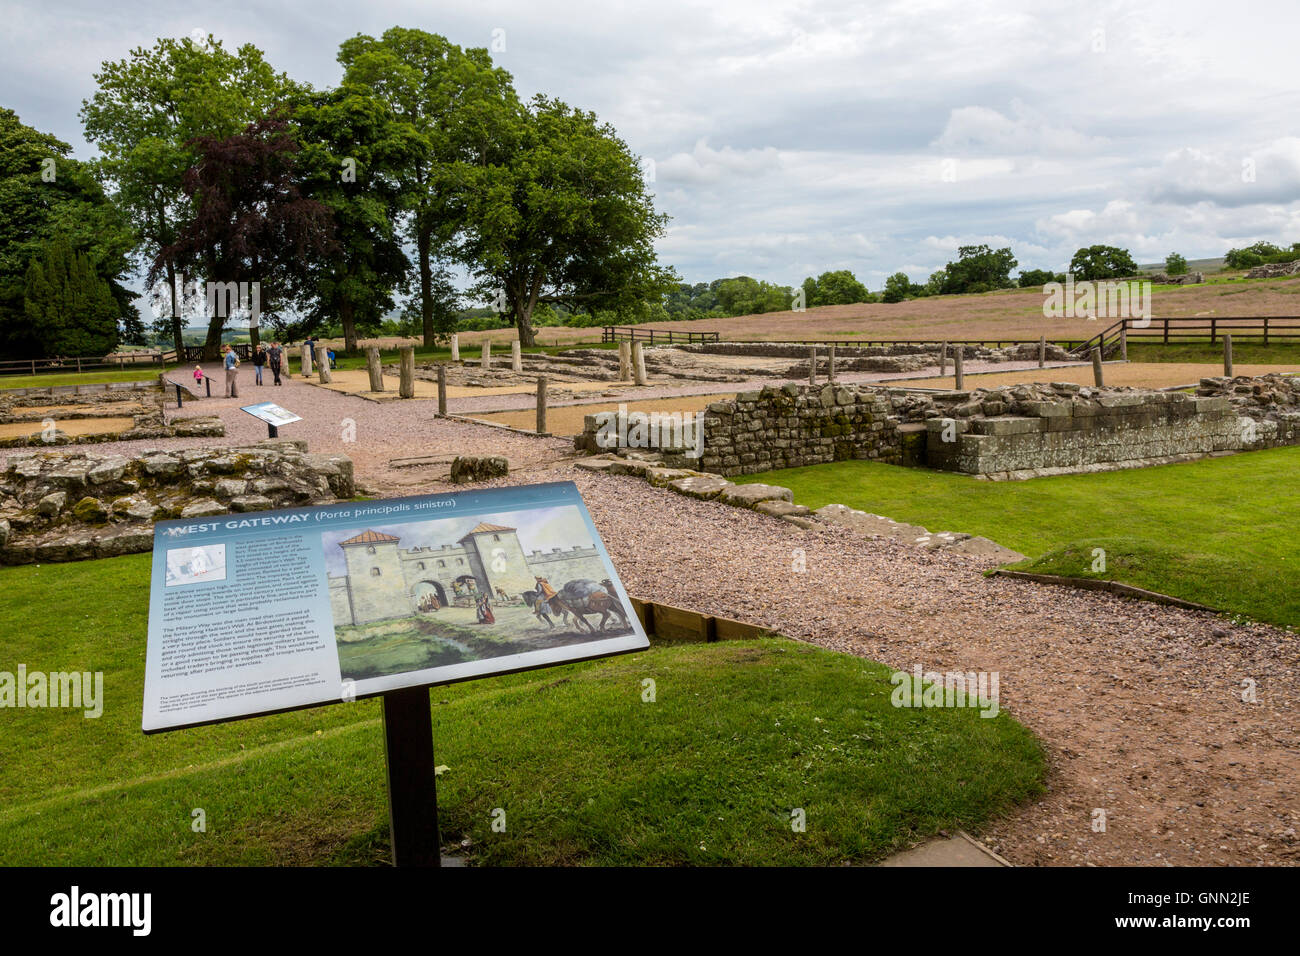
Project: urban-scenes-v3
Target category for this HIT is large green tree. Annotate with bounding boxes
[938,245,1018,294]
[22,236,121,356]
[805,269,869,306]
[293,86,416,351]
[1068,244,1138,281]
[458,95,675,346]
[80,35,298,354]
[338,28,516,348]
[0,108,137,357]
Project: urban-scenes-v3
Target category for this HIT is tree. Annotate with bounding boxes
[0,108,137,356]
[293,86,415,351]
[156,116,336,358]
[1068,244,1138,280]
[1223,241,1300,270]
[23,236,120,356]
[714,276,792,315]
[805,269,869,306]
[457,94,675,347]
[339,28,517,348]
[1018,268,1057,288]
[938,245,1018,294]
[81,35,299,355]
[1165,253,1188,275]
[883,272,911,303]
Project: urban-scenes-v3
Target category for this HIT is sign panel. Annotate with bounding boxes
[142,482,648,732]
[240,401,302,427]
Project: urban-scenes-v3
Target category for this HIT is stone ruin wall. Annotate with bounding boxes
[0,380,223,447]
[0,439,355,565]
[575,374,1300,479]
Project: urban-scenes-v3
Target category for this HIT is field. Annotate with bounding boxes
[444,273,1300,347]
[0,553,1045,866]
[738,445,1300,630]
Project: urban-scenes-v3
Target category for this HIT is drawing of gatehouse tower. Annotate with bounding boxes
[329,522,607,626]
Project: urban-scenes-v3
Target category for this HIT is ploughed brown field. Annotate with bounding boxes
[313,274,1300,351]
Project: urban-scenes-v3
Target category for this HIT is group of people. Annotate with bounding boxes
[207,341,297,397]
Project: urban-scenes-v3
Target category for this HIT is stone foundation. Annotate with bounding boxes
[575,374,1300,480]
[0,382,222,447]
[0,439,354,564]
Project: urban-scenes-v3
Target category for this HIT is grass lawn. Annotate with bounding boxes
[0,365,183,390]
[738,446,1300,630]
[1127,341,1300,365]
[0,552,1044,866]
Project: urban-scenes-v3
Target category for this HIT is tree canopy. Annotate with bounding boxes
[0,108,137,358]
[1069,245,1138,281]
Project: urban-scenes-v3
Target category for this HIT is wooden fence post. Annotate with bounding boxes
[828,344,836,383]
[618,341,631,381]
[399,346,415,399]
[481,341,491,370]
[450,333,460,363]
[366,347,384,392]
[632,342,647,385]
[939,342,947,376]
[1224,335,1234,377]
[808,348,817,386]
[1091,347,1104,387]
[953,349,964,390]
[1038,335,1046,368]
[437,364,447,414]
[536,376,548,434]
[511,340,522,372]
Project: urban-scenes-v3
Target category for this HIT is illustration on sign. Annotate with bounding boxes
[141,482,647,733]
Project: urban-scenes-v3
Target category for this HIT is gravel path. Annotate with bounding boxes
[8,370,1297,866]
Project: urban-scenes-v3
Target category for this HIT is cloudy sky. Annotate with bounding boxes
[5,0,1299,292]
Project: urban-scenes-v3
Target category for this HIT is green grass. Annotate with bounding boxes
[0,553,1044,866]
[738,447,1300,629]
[0,365,183,390]
[1126,341,1300,365]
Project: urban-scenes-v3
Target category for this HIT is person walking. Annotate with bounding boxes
[253,344,266,386]
[268,341,283,385]
[221,345,240,398]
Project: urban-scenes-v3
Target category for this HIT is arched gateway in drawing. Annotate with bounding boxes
[328,522,608,626]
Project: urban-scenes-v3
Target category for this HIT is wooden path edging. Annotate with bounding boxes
[991,569,1219,613]
[629,597,774,643]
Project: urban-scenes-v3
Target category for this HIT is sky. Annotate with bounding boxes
[4,0,1299,294]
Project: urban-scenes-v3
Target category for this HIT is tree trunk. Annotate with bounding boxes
[166,261,184,358]
[203,320,223,362]
[417,228,433,349]
[341,299,358,352]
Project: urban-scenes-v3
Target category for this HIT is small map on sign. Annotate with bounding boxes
[241,402,302,427]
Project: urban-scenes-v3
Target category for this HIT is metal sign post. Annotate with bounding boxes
[382,687,441,867]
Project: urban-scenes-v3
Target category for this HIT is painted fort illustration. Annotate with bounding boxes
[328,521,608,626]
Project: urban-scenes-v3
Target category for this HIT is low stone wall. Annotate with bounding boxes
[0,382,222,447]
[682,340,1073,365]
[575,375,1300,481]
[926,392,1253,478]
[0,439,354,564]
[1245,259,1300,279]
